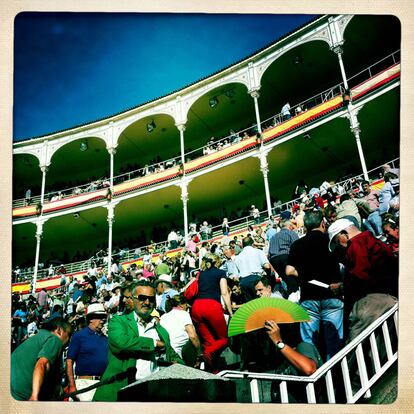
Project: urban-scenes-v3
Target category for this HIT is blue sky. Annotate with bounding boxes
[13,12,318,141]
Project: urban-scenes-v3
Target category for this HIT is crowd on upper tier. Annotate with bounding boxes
[12,162,399,282]
[17,98,319,204]
[11,162,399,402]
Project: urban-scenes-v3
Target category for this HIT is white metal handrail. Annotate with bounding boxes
[218,303,398,403]
[347,50,400,88]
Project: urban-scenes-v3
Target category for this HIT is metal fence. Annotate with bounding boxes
[218,303,398,403]
[13,156,399,283]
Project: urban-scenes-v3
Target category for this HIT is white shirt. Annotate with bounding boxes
[134,314,161,380]
[160,309,193,358]
[234,246,269,278]
[281,103,291,115]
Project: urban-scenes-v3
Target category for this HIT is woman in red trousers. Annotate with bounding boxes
[190,254,233,373]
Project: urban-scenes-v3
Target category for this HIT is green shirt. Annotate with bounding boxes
[155,262,170,276]
[11,329,63,400]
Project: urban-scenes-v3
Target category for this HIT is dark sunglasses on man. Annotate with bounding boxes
[132,294,156,303]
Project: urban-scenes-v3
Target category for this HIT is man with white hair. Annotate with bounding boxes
[155,274,179,313]
[328,218,398,339]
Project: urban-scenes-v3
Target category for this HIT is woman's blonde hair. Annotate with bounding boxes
[200,253,221,270]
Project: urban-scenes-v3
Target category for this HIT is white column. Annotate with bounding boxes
[250,89,262,135]
[258,150,272,218]
[108,146,117,193]
[39,165,48,209]
[328,17,349,92]
[333,46,349,90]
[32,220,45,294]
[179,179,191,245]
[107,203,116,277]
[346,104,369,180]
[177,123,186,166]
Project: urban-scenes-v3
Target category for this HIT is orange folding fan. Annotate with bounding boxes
[228,297,310,337]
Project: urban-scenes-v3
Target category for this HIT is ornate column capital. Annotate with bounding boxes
[35,219,47,238]
[343,103,363,134]
[107,146,117,155]
[249,89,260,99]
[40,164,49,173]
[256,148,270,175]
[331,44,343,55]
[178,177,192,202]
[176,123,186,133]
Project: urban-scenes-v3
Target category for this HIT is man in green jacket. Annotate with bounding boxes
[93,281,183,401]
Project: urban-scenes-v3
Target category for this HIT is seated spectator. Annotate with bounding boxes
[379,173,396,216]
[382,214,399,257]
[361,180,382,236]
[336,193,361,229]
[105,283,122,313]
[142,263,155,279]
[253,227,266,250]
[227,278,247,311]
[255,276,284,299]
[229,239,242,255]
[324,204,338,225]
[382,164,399,191]
[198,241,210,264]
[200,221,212,241]
[266,321,323,403]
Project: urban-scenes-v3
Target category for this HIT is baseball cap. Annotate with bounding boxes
[328,218,354,252]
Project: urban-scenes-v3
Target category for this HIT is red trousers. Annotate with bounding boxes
[191,299,228,367]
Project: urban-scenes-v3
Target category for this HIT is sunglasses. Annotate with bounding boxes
[132,294,156,303]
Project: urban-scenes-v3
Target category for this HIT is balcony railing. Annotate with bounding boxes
[12,156,398,286]
[217,303,398,403]
[12,51,400,213]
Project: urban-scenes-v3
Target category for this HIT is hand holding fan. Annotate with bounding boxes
[228,297,310,337]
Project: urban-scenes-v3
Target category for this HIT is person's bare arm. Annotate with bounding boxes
[265,320,317,376]
[263,262,271,270]
[285,265,298,277]
[66,358,77,397]
[220,278,233,317]
[29,357,50,401]
[185,324,202,353]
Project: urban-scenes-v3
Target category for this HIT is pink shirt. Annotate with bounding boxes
[186,240,197,253]
[37,290,48,306]
[363,190,380,211]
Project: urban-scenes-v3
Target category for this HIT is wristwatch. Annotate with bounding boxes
[276,341,285,350]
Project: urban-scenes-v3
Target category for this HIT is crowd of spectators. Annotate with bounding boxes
[11,161,399,401]
[13,162,399,283]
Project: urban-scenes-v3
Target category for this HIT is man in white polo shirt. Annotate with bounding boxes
[235,236,271,301]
